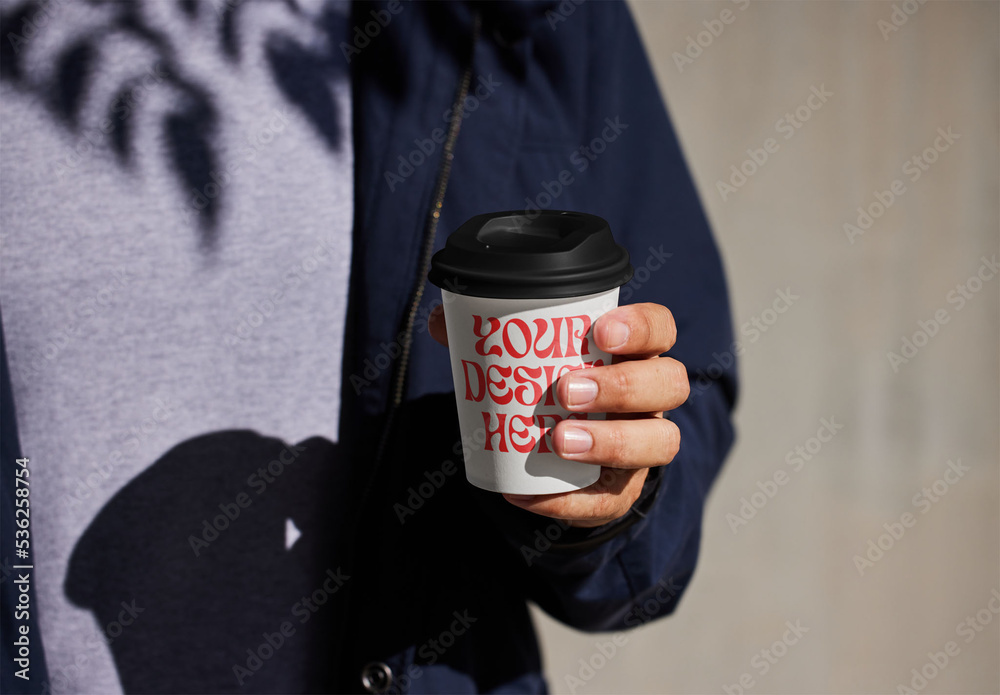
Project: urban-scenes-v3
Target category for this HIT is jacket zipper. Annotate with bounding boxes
[371,10,482,470]
[337,12,482,684]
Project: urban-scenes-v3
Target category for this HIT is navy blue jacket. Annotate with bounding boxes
[1,1,736,693]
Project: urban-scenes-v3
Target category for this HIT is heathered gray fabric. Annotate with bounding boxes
[0,1,352,692]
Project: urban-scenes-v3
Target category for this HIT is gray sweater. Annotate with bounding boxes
[1,1,353,691]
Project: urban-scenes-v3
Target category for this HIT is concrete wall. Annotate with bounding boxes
[531,2,1000,692]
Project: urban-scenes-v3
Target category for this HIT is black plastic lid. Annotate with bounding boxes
[428,211,633,299]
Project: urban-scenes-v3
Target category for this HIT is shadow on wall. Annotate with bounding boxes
[0,0,348,251]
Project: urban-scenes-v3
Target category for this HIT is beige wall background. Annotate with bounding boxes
[530,1,1000,693]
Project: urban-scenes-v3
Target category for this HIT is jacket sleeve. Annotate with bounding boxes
[472,0,738,633]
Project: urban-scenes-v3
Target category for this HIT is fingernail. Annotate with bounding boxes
[566,377,598,406]
[561,427,593,454]
[504,494,535,503]
[603,319,630,349]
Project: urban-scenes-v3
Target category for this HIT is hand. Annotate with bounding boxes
[428,302,689,528]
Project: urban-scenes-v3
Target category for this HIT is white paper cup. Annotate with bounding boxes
[442,287,621,494]
[429,210,633,495]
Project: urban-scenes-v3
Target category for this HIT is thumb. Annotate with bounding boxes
[428,304,449,347]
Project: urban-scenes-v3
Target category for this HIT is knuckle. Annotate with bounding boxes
[594,493,622,521]
[637,304,658,345]
[659,420,680,462]
[601,422,631,464]
[635,303,674,352]
[606,366,636,408]
[666,360,690,402]
[660,306,677,347]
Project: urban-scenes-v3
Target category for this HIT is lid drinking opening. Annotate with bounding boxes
[475,214,583,250]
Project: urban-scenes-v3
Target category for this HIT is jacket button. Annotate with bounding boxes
[361,662,393,693]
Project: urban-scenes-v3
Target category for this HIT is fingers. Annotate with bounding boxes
[496,302,684,526]
[549,416,680,469]
[557,356,689,413]
[503,467,648,527]
[430,301,679,360]
[428,304,448,347]
[593,303,677,357]
[500,415,678,525]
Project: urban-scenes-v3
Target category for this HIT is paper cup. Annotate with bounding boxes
[429,210,634,495]
[442,287,621,494]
